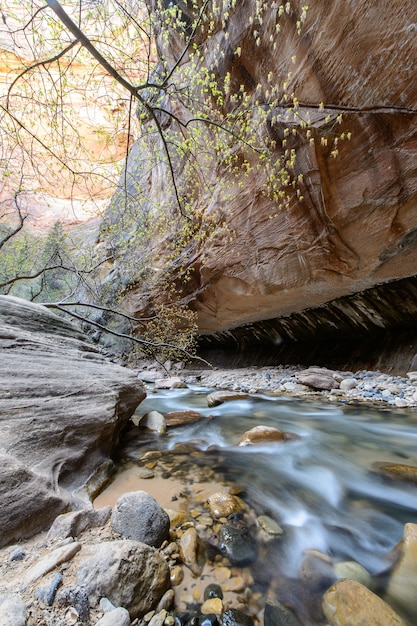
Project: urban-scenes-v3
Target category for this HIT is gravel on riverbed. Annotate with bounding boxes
[148,364,417,409]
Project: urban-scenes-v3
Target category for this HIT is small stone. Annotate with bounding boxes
[164,410,207,427]
[223,576,246,593]
[207,492,247,519]
[149,609,168,626]
[238,426,287,446]
[264,600,302,626]
[0,594,27,626]
[178,526,206,576]
[47,507,112,541]
[201,598,223,615]
[95,607,131,626]
[165,509,190,528]
[199,615,218,626]
[339,378,358,391]
[204,584,223,601]
[138,411,167,434]
[36,572,63,606]
[221,608,254,626]
[99,598,116,613]
[64,606,79,625]
[207,391,251,407]
[154,377,187,389]
[24,542,81,586]
[395,397,408,408]
[9,546,25,561]
[157,589,175,612]
[372,462,417,484]
[334,561,374,589]
[297,369,339,390]
[257,515,283,536]
[57,586,90,624]
[217,519,258,566]
[170,565,184,586]
[386,522,417,620]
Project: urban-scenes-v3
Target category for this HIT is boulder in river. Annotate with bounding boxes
[323,578,407,626]
[0,295,146,547]
[386,522,417,621]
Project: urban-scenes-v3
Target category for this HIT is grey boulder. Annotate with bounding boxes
[111,490,170,547]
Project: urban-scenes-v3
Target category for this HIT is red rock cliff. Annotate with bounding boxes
[109,0,417,345]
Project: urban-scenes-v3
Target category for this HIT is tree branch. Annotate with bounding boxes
[0,193,27,251]
[6,39,80,108]
[43,302,211,365]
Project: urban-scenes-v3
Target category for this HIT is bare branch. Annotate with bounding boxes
[43,302,211,365]
[6,39,80,108]
[0,193,27,251]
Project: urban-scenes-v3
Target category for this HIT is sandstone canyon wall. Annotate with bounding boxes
[106,0,417,363]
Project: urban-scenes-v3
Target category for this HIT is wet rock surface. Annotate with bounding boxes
[323,579,408,626]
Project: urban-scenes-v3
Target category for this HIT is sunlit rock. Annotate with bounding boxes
[164,410,207,427]
[207,492,247,519]
[207,391,251,407]
[238,425,294,446]
[372,462,417,484]
[323,579,407,626]
[178,526,206,577]
[386,523,417,621]
[138,410,167,434]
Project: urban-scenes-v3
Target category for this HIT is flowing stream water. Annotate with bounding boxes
[96,385,417,621]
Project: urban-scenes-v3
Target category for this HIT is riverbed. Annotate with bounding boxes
[95,375,417,623]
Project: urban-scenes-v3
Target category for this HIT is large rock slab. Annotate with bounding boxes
[0,295,146,546]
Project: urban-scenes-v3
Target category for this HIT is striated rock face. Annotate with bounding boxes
[107,0,417,355]
[0,295,145,546]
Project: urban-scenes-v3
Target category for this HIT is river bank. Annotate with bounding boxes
[139,362,417,409]
[2,360,417,626]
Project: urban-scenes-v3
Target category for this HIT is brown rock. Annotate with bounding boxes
[207,391,251,407]
[238,425,289,446]
[164,410,206,427]
[323,579,407,626]
[386,523,417,620]
[178,526,206,576]
[207,492,247,519]
[372,462,417,484]
[201,598,223,615]
[112,1,417,351]
[297,369,340,391]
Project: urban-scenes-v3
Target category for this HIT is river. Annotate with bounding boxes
[96,384,417,622]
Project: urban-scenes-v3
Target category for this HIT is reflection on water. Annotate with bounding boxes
[101,385,417,585]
